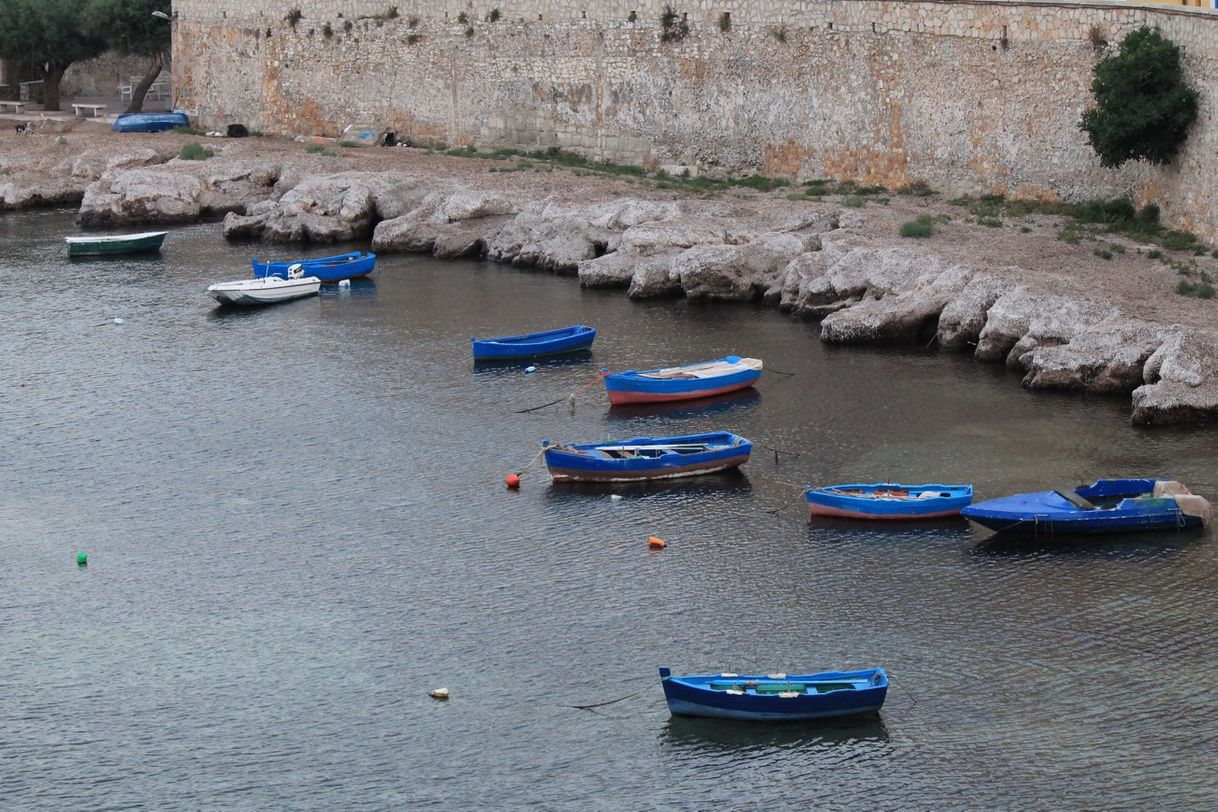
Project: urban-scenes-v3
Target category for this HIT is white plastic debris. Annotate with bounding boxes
[429,688,450,700]
[525,366,537,374]
[338,279,351,288]
[112,317,124,324]
[610,494,623,502]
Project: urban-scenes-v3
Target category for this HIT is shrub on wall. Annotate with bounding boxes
[660,6,688,43]
[1080,26,1199,169]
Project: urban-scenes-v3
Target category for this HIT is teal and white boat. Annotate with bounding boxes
[64,231,168,257]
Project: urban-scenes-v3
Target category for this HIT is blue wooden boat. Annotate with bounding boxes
[805,483,973,520]
[64,230,167,257]
[111,112,190,133]
[251,251,376,282]
[962,478,1212,536]
[471,325,596,360]
[659,667,889,721]
[604,356,762,406]
[543,432,751,482]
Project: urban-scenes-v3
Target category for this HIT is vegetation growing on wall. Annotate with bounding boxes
[660,6,688,43]
[1080,27,1199,169]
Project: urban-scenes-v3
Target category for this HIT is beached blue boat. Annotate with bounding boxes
[111,112,190,133]
[962,478,1212,536]
[659,667,889,721]
[472,325,596,360]
[806,483,973,520]
[604,356,762,406]
[542,432,751,482]
[251,251,376,282]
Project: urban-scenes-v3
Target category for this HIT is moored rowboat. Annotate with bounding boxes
[251,251,376,282]
[543,432,751,482]
[472,325,596,360]
[111,112,190,133]
[207,274,321,306]
[961,478,1212,536]
[805,483,974,520]
[604,356,762,406]
[659,667,889,721]
[65,231,168,257]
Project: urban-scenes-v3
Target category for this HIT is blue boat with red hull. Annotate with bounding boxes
[805,483,973,520]
[605,356,762,406]
[472,325,596,360]
[962,478,1212,536]
[659,667,889,721]
[543,432,751,482]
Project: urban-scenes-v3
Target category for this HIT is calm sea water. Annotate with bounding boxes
[3,209,1217,809]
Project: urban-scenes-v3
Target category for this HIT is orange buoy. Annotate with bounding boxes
[505,473,521,489]
[648,535,667,549]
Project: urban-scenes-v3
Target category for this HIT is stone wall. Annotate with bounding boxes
[62,51,164,98]
[171,1,1218,238]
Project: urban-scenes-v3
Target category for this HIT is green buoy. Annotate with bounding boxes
[76,552,88,566]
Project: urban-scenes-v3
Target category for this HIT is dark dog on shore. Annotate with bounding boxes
[14,121,28,134]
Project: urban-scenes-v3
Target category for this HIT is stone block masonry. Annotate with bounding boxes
[172,1,1218,240]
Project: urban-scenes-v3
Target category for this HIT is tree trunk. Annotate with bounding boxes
[127,52,164,114]
[40,65,65,112]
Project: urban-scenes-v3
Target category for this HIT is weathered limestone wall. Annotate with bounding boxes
[171,1,1218,238]
[62,52,162,98]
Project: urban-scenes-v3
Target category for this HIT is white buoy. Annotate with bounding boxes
[525,366,537,374]
[338,279,351,288]
[429,688,450,700]
[113,317,124,325]
[610,494,623,502]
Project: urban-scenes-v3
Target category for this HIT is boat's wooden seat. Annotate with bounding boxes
[1055,489,1099,510]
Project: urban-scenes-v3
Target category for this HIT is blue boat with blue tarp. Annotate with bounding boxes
[111,112,190,133]
[472,325,596,360]
[251,251,376,282]
[962,478,1212,536]
[659,667,889,721]
[543,431,751,482]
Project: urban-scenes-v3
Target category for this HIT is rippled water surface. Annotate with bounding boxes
[3,210,1217,809]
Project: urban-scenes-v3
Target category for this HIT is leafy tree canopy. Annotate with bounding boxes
[87,0,170,57]
[1080,26,1200,169]
[0,0,109,71]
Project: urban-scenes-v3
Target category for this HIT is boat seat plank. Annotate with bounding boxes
[1055,489,1099,511]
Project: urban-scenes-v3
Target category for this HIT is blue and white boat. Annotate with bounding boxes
[543,432,751,482]
[659,667,889,722]
[471,325,596,360]
[111,112,190,133]
[805,483,973,520]
[251,251,376,282]
[604,356,762,406]
[962,478,1212,536]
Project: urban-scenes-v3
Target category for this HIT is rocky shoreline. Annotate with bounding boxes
[3,126,1216,427]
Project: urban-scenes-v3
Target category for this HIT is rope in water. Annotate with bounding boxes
[889,674,919,709]
[515,371,608,414]
[513,445,548,478]
[565,687,649,711]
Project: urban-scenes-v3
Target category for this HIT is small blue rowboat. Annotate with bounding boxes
[806,483,973,520]
[659,667,889,722]
[543,432,751,482]
[251,251,376,282]
[111,112,190,133]
[962,478,1212,536]
[604,356,762,406]
[471,325,596,360]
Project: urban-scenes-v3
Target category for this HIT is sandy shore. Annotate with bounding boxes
[3,119,1217,426]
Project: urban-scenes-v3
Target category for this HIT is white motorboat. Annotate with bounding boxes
[207,264,321,306]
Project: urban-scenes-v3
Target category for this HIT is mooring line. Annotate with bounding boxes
[565,687,648,711]
[515,371,607,414]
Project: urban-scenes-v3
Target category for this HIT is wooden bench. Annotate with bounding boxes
[71,103,107,118]
[0,100,26,114]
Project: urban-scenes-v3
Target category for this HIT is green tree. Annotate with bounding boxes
[87,0,170,113]
[1080,27,1199,169]
[0,0,107,111]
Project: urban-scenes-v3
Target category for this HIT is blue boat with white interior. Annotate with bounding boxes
[251,251,376,282]
[604,356,762,406]
[962,478,1212,536]
[542,431,751,482]
[471,325,596,360]
[659,667,889,721]
[111,112,190,133]
[805,483,973,520]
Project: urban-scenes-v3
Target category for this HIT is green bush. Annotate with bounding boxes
[304,144,335,156]
[179,142,215,160]
[900,215,935,238]
[1094,248,1114,261]
[1080,27,1199,168]
[1177,279,1216,299]
[843,196,866,208]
